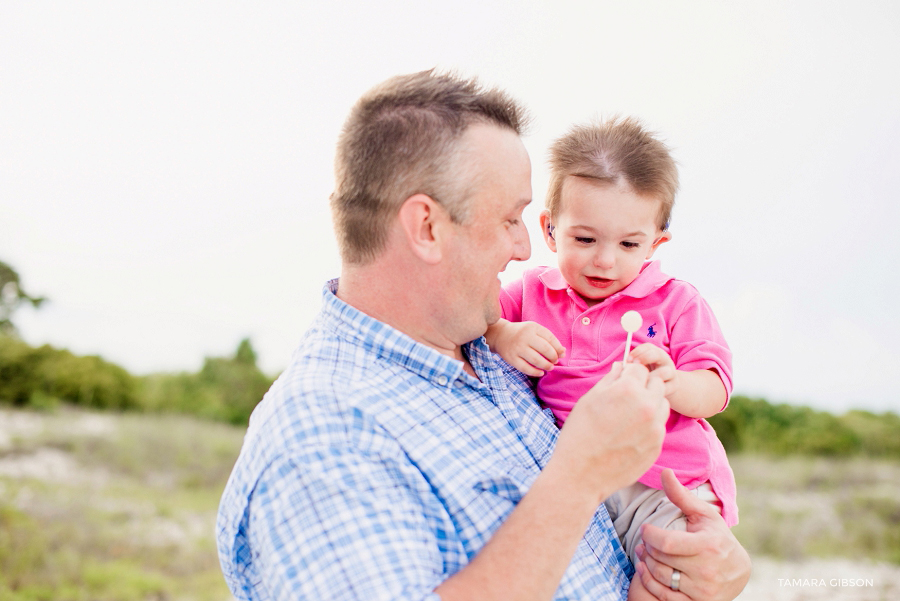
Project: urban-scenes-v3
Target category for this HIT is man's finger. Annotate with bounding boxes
[636,561,691,601]
[618,360,651,383]
[641,524,700,560]
[661,469,720,524]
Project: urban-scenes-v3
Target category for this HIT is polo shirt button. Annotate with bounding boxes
[581,317,591,325]
[437,375,449,386]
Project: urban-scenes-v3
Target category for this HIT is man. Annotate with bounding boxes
[217,70,750,600]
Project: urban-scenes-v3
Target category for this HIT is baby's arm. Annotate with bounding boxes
[627,343,726,418]
[484,319,566,377]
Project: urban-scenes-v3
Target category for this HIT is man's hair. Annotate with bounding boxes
[545,117,678,230]
[331,69,530,264]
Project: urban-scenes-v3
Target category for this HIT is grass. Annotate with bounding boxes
[2,406,899,600]
[730,454,900,564]
[0,406,245,601]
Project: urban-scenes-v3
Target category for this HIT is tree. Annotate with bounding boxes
[0,260,46,335]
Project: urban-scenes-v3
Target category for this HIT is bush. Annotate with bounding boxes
[0,336,138,410]
[707,395,900,458]
[0,336,41,405]
[138,338,273,425]
[842,409,900,457]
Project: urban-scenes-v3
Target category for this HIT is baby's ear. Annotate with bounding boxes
[539,210,557,252]
[647,230,671,258]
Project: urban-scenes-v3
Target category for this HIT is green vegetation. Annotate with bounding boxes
[0,261,45,336]
[0,337,139,411]
[0,335,275,426]
[0,408,244,601]
[139,338,274,425]
[707,395,900,458]
[730,454,900,565]
[2,408,899,601]
[6,334,899,458]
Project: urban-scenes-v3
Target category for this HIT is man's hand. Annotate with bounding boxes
[634,469,751,601]
[550,362,669,505]
[485,319,566,377]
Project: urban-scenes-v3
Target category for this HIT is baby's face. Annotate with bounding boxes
[545,176,669,305]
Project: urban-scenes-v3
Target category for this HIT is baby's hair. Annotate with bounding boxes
[545,116,678,230]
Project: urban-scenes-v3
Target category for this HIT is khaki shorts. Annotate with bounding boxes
[604,480,722,565]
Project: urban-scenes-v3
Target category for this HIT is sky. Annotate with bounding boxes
[3,1,899,414]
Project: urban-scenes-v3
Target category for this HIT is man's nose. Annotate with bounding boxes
[512,221,531,261]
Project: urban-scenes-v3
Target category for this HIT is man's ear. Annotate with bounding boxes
[646,230,672,259]
[539,210,557,252]
[397,194,447,265]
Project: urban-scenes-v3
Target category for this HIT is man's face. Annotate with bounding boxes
[443,124,532,343]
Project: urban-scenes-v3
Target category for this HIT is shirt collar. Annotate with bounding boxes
[618,261,673,298]
[321,279,473,385]
[538,260,673,301]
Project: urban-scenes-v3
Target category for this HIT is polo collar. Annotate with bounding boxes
[538,260,673,302]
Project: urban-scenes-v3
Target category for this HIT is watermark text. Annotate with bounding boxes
[778,578,875,587]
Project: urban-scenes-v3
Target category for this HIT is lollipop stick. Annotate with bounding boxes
[623,332,634,363]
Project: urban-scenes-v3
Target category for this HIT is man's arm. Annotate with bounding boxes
[436,361,669,601]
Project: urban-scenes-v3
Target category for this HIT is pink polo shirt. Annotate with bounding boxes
[499,261,737,526]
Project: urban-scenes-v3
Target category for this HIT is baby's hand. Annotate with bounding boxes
[628,343,677,398]
[486,319,565,377]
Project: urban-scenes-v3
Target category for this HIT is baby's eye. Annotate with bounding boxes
[621,241,641,249]
[575,237,595,244]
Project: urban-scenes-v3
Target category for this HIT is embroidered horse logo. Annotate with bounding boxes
[647,324,657,338]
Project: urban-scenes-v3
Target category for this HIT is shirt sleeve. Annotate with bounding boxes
[248,445,446,601]
[668,292,734,409]
[499,277,525,322]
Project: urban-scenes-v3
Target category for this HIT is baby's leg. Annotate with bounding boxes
[609,482,722,600]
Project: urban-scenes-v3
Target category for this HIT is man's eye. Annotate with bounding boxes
[621,241,640,249]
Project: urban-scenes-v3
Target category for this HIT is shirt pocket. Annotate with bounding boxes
[472,464,530,504]
[449,460,536,555]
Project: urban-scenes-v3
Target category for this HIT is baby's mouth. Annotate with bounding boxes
[586,276,615,288]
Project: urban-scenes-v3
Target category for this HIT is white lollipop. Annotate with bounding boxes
[620,310,642,363]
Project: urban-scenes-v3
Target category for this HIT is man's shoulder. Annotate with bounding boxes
[248,325,407,452]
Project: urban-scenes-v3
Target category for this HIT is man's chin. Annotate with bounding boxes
[486,303,502,327]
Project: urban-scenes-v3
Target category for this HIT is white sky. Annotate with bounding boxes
[3,1,899,413]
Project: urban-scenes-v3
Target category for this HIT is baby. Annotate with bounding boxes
[485,117,737,601]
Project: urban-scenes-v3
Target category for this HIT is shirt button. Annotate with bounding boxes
[437,375,449,386]
[581,317,591,325]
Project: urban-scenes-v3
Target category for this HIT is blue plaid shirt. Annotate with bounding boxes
[216,280,633,600]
